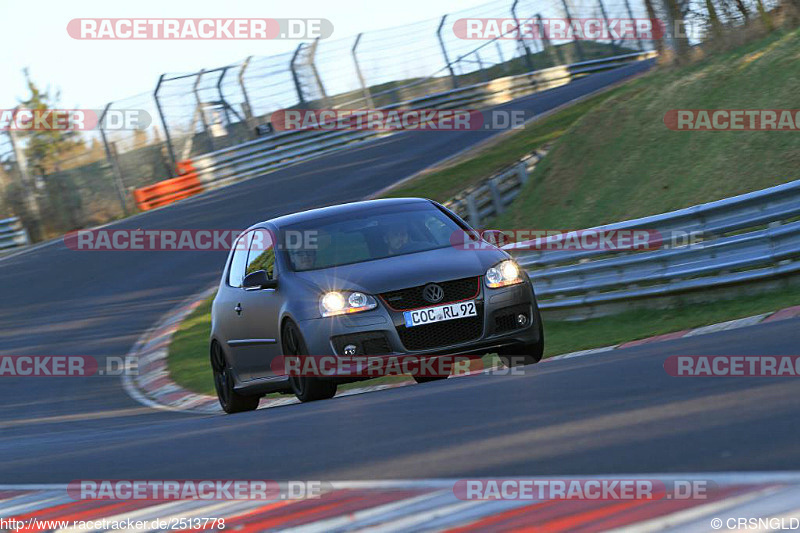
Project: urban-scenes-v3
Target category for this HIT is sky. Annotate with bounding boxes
[0,0,491,110]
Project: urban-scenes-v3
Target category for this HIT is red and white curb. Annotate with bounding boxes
[3,472,800,532]
[546,305,800,363]
[123,287,800,414]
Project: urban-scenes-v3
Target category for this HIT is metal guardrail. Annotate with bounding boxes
[444,151,545,227]
[502,179,800,318]
[0,216,30,251]
[187,52,655,193]
[436,142,800,318]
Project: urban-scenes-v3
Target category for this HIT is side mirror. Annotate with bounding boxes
[243,270,277,290]
[481,229,511,247]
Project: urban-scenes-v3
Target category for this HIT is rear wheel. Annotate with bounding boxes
[211,342,260,414]
[282,319,337,402]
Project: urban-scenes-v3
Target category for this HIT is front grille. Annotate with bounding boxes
[331,332,393,355]
[381,277,480,311]
[397,313,483,351]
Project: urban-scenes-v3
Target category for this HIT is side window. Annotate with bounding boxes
[246,228,275,280]
[227,232,251,288]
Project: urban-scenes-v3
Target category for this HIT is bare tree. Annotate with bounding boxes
[733,0,751,20]
[662,0,691,60]
[642,0,666,54]
[706,0,724,36]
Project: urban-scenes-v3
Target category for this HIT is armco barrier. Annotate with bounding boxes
[444,150,545,227]
[184,52,655,195]
[133,160,204,211]
[504,179,800,319]
[0,216,30,250]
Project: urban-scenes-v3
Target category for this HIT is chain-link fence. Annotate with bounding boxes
[1,0,782,240]
[151,0,659,166]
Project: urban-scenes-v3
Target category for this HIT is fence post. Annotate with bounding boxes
[217,67,244,131]
[193,69,214,152]
[239,56,254,124]
[597,0,621,56]
[495,41,510,73]
[623,0,644,50]
[475,51,490,82]
[98,102,129,216]
[308,37,330,108]
[216,67,233,125]
[290,43,308,108]
[516,161,529,185]
[153,74,177,175]
[466,193,480,227]
[537,13,564,65]
[560,0,586,61]
[488,178,504,215]
[351,33,375,108]
[511,0,535,72]
[437,15,459,89]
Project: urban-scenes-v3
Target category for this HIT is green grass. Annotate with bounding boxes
[543,283,800,357]
[491,29,800,230]
[381,88,629,202]
[167,296,215,395]
[167,284,800,396]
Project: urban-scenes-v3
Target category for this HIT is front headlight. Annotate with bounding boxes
[320,291,377,317]
[485,260,524,288]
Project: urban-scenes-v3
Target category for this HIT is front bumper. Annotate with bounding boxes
[297,280,540,357]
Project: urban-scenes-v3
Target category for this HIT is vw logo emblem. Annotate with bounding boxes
[422,283,444,303]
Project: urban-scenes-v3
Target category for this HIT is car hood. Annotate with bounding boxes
[293,246,509,294]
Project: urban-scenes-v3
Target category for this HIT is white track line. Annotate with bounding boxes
[607,486,784,533]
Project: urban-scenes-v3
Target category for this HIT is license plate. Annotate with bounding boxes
[403,300,477,328]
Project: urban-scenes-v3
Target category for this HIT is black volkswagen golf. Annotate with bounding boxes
[210,198,543,413]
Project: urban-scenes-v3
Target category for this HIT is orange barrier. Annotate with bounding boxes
[133,160,204,211]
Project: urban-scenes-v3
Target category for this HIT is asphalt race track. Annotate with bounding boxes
[6,59,799,484]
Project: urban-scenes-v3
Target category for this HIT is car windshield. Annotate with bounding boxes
[282,203,463,271]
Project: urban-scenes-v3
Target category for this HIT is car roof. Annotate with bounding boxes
[265,198,433,228]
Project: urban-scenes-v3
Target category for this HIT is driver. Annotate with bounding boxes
[291,249,316,270]
[385,223,421,255]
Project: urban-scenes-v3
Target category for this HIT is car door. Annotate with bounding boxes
[236,227,282,380]
[216,231,253,380]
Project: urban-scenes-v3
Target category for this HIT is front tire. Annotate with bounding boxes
[413,376,448,384]
[282,320,337,402]
[211,342,260,414]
